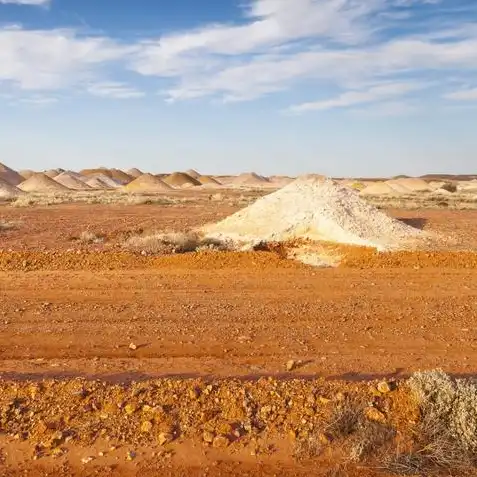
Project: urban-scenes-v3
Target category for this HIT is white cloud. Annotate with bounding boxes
[0,26,134,90]
[133,0,383,79]
[1,0,476,112]
[18,96,58,105]
[444,87,477,100]
[288,82,423,113]
[86,81,145,99]
[0,0,50,5]
[126,0,477,105]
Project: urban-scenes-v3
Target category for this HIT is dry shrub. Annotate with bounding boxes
[383,370,477,475]
[0,220,16,231]
[408,370,477,453]
[11,193,72,207]
[293,434,324,461]
[325,398,363,440]
[124,231,231,255]
[295,398,394,464]
[9,191,191,207]
[347,420,395,463]
[76,231,104,244]
[440,182,457,193]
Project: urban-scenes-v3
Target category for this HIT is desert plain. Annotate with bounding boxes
[1,162,477,476]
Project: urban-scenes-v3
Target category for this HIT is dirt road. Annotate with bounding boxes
[1,204,477,476]
[1,257,476,380]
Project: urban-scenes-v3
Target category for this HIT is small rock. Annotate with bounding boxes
[141,421,153,433]
[81,456,94,464]
[189,388,201,400]
[129,343,137,351]
[318,433,332,445]
[335,392,346,402]
[286,360,296,372]
[203,430,215,443]
[126,451,136,461]
[212,435,230,448]
[124,404,136,415]
[377,381,393,394]
[365,407,386,423]
[158,432,173,446]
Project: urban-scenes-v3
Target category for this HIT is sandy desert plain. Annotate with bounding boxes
[1,162,477,476]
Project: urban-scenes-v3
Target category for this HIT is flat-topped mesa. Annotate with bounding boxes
[203,175,424,251]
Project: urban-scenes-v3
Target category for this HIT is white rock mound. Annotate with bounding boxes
[203,175,423,251]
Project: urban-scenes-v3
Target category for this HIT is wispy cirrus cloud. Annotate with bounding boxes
[0,0,50,5]
[127,0,477,110]
[444,87,477,100]
[86,81,145,99]
[1,0,477,113]
[287,82,424,113]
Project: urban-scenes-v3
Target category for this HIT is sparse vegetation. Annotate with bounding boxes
[408,369,477,453]
[9,191,194,207]
[123,231,232,255]
[76,231,104,244]
[363,192,477,210]
[325,398,364,440]
[0,220,16,231]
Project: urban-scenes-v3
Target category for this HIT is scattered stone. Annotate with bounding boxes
[377,381,393,394]
[126,450,136,461]
[365,407,386,423]
[158,432,173,446]
[81,456,94,464]
[189,388,201,400]
[318,433,332,445]
[141,421,153,433]
[124,404,136,415]
[335,392,346,402]
[203,431,215,443]
[286,360,296,372]
[128,343,137,351]
[212,435,230,448]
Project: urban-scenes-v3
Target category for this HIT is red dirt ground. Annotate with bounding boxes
[1,203,477,475]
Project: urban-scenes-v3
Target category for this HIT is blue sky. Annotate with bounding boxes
[1,0,477,176]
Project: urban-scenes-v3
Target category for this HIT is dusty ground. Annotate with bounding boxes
[1,201,477,475]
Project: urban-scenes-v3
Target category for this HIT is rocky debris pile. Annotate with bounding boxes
[164,172,201,188]
[54,172,92,190]
[231,172,270,187]
[127,167,143,178]
[360,178,431,196]
[43,168,64,179]
[85,174,121,189]
[0,177,24,199]
[198,175,222,186]
[123,174,173,192]
[18,173,70,193]
[80,168,133,185]
[0,162,23,186]
[0,377,406,461]
[203,175,424,251]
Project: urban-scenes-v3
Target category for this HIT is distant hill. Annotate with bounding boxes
[420,174,477,181]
